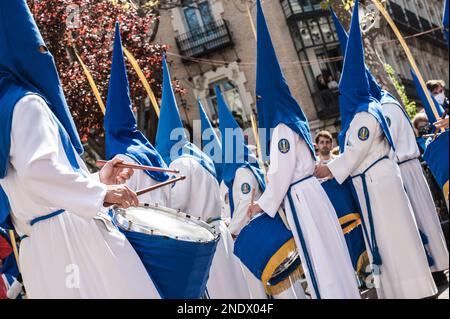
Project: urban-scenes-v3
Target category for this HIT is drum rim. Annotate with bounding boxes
[112,203,219,243]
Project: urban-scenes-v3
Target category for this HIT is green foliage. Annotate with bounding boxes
[384,63,417,118]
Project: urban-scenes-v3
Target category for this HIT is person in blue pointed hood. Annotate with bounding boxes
[0,1,163,299]
[104,23,171,206]
[197,98,223,183]
[156,57,251,299]
[215,86,266,236]
[246,0,360,300]
[317,0,438,299]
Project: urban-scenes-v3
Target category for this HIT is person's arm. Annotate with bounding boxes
[168,159,191,212]
[229,169,259,236]
[258,124,297,218]
[9,96,107,220]
[327,113,379,184]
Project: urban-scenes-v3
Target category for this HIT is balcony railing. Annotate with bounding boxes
[175,19,233,60]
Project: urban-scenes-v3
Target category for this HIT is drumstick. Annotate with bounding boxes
[250,188,256,206]
[136,176,186,196]
[96,160,180,174]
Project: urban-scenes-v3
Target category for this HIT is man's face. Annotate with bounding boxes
[317,137,332,156]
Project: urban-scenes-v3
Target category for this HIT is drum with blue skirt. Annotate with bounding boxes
[112,203,219,299]
[234,213,302,295]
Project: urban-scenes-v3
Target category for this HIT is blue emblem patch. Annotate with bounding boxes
[385,116,391,127]
[241,183,251,195]
[278,139,290,154]
[358,127,370,141]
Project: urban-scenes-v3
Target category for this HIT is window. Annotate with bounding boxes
[182,1,215,36]
[207,79,247,126]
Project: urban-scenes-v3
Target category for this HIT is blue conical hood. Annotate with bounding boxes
[216,86,265,195]
[255,0,315,160]
[198,98,223,182]
[338,0,394,152]
[156,57,216,177]
[104,23,169,182]
[0,0,83,179]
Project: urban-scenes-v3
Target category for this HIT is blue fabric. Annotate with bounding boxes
[255,0,315,161]
[104,24,168,182]
[321,178,366,272]
[0,0,83,181]
[444,0,449,47]
[120,228,218,299]
[156,57,216,177]
[0,188,12,230]
[380,90,415,130]
[337,0,394,153]
[330,6,382,101]
[216,86,266,212]
[234,213,293,280]
[30,209,65,227]
[423,130,449,193]
[287,176,321,299]
[411,69,445,125]
[197,98,223,183]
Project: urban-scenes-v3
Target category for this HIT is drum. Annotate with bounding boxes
[234,213,302,295]
[112,203,219,299]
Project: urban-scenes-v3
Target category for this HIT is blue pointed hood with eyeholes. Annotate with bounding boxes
[330,6,382,101]
[411,69,445,124]
[338,0,394,153]
[444,0,449,47]
[104,23,169,182]
[198,98,224,182]
[0,0,83,177]
[0,0,83,226]
[216,86,265,194]
[255,0,315,161]
[156,57,216,177]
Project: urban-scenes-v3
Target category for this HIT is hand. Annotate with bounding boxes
[434,118,449,130]
[99,157,134,185]
[104,184,139,208]
[314,164,332,179]
[247,203,263,219]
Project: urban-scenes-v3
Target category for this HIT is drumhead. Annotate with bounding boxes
[112,204,218,243]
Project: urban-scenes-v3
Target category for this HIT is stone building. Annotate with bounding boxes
[144,0,448,143]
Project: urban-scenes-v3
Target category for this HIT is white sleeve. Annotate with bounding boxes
[382,103,402,149]
[328,112,379,184]
[229,168,260,236]
[169,159,191,212]
[9,95,106,220]
[258,125,297,218]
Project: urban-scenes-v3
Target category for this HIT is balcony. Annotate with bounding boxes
[175,19,233,61]
[389,2,408,29]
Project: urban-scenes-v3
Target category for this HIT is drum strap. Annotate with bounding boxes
[287,174,322,299]
[350,155,389,270]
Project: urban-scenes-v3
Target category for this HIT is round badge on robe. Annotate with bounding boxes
[358,127,370,141]
[278,139,290,154]
[241,183,251,195]
[385,116,391,127]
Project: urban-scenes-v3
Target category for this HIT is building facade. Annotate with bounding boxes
[149,0,448,144]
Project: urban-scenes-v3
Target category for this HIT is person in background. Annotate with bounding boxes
[413,112,432,154]
[427,80,449,111]
[315,131,335,164]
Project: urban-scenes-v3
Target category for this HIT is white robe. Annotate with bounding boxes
[0,95,160,299]
[169,157,251,299]
[219,181,231,221]
[258,124,360,299]
[116,154,171,207]
[328,112,437,299]
[231,167,306,299]
[382,102,449,273]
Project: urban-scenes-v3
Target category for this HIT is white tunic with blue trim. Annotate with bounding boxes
[0,95,161,299]
[382,102,449,273]
[258,124,360,299]
[328,112,437,299]
[169,157,251,299]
